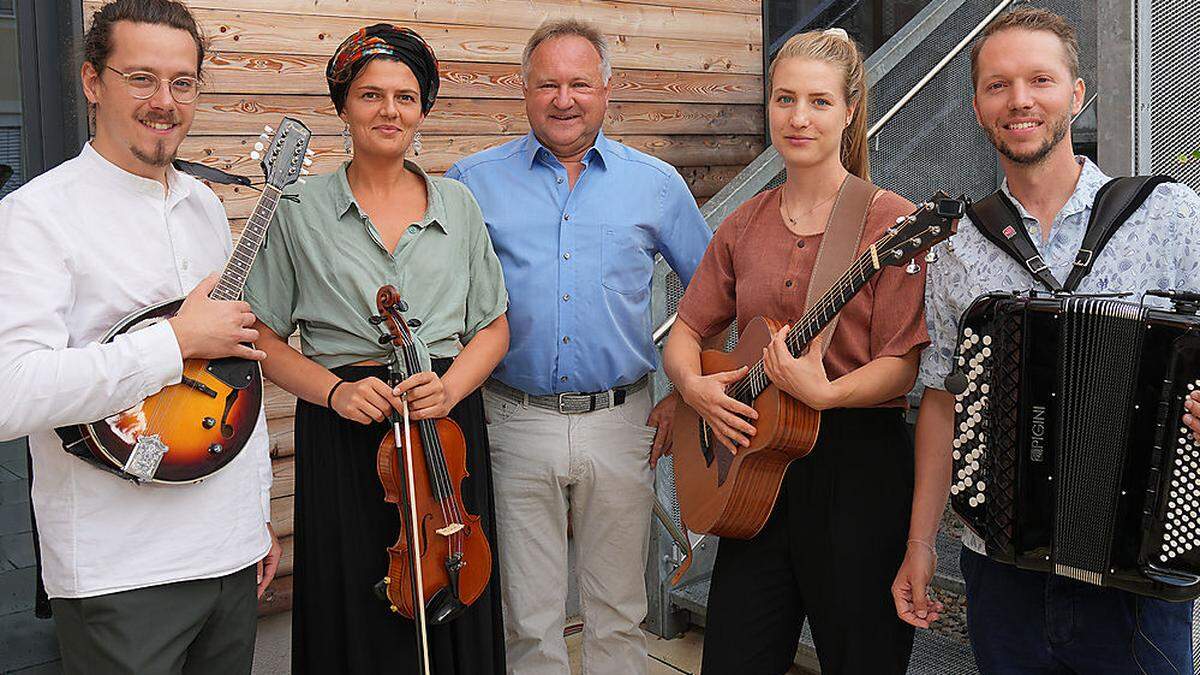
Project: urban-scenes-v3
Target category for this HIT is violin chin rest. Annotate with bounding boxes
[427,587,467,625]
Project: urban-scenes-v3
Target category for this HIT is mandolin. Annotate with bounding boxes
[672,194,965,538]
[58,118,313,483]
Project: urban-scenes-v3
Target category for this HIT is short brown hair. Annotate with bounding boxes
[83,0,207,78]
[522,18,611,83]
[970,7,1079,87]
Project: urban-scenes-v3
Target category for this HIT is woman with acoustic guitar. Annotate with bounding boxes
[242,25,509,674]
[663,29,929,674]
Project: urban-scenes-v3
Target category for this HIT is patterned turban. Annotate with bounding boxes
[326,24,440,114]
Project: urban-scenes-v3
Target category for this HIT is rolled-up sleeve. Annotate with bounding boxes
[676,210,739,340]
[243,206,300,341]
[918,239,965,392]
[461,191,509,341]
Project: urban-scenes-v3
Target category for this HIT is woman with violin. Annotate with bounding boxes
[663,30,929,673]
[243,25,509,674]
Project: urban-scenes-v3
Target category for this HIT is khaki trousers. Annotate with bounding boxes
[484,385,656,675]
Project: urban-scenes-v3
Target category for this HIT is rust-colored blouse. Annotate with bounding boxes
[675,184,929,408]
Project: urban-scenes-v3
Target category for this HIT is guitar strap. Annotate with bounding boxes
[801,173,878,354]
[966,175,1174,293]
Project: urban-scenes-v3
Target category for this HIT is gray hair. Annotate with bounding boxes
[521,18,612,84]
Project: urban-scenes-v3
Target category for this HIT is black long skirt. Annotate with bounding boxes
[700,407,916,675]
[291,362,506,674]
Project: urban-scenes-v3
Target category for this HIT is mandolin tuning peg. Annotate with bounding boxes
[303,157,313,166]
[250,151,261,161]
[254,142,264,152]
[297,178,306,185]
[905,259,921,275]
[264,125,274,133]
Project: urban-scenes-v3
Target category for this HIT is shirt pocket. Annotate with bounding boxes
[600,224,653,295]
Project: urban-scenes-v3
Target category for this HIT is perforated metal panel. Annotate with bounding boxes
[0,125,22,199]
[1149,0,1200,190]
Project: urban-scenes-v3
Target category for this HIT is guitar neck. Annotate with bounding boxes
[734,247,883,403]
[210,185,283,301]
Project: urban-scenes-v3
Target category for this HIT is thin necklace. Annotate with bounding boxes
[780,183,840,228]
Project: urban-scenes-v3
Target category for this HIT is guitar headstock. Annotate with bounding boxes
[876,191,966,270]
[249,116,314,190]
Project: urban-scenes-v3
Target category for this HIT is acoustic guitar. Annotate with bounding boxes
[60,117,313,483]
[672,194,965,538]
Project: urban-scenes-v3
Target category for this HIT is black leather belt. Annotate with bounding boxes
[485,376,648,414]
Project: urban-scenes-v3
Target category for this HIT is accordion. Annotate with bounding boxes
[948,291,1200,600]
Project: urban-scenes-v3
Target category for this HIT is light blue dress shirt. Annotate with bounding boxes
[919,156,1200,554]
[447,131,712,395]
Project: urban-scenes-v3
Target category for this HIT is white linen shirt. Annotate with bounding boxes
[0,143,272,598]
[920,157,1200,554]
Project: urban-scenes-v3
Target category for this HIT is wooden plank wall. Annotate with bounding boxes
[84,0,764,616]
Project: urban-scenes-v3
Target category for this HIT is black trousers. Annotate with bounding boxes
[701,407,916,675]
[292,362,505,675]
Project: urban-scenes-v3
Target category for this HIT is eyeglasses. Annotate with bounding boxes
[104,65,202,104]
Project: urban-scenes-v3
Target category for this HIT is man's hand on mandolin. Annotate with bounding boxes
[679,366,758,452]
[169,273,266,361]
[763,326,841,411]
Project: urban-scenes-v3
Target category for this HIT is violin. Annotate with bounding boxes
[370,285,493,661]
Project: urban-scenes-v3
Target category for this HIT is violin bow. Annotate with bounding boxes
[382,336,432,675]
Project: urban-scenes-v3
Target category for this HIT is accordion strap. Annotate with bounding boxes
[966,192,1063,292]
[967,175,1175,293]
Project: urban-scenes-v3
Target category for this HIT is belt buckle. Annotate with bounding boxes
[557,393,573,415]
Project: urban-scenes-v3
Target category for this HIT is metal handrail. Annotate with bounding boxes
[651,0,1015,347]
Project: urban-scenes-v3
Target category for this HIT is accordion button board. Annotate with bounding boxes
[948,292,1200,600]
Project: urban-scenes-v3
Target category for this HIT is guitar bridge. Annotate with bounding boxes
[124,434,168,481]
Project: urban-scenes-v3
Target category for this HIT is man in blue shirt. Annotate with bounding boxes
[447,18,711,674]
[891,8,1200,672]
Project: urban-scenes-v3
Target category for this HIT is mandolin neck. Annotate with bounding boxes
[210,184,282,302]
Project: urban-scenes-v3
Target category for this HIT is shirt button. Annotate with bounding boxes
[408,225,419,233]
[796,240,805,249]
[564,214,570,221]
[562,336,570,344]
[556,177,564,184]
[562,293,570,302]
[560,375,569,383]
[563,252,571,260]
[785,279,793,288]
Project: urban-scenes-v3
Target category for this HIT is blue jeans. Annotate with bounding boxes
[961,548,1193,674]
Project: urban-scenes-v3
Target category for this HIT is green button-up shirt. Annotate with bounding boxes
[244,160,508,371]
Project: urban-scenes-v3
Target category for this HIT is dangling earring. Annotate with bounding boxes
[412,131,422,157]
[342,124,352,154]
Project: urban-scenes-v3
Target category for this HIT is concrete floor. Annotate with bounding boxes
[252,612,813,675]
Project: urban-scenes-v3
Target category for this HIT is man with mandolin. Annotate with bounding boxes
[0,0,279,672]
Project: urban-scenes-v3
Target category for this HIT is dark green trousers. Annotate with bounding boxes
[50,565,258,675]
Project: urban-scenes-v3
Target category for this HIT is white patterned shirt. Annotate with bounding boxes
[919,156,1200,553]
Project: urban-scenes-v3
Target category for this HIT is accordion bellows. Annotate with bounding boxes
[948,292,1200,600]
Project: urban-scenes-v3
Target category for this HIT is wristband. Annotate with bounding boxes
[326,379,347,409]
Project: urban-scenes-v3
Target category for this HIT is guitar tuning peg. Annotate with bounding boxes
[250,151,261,161]
[925,249,939,264]
[254,142,264,152]
[905,259,921,275]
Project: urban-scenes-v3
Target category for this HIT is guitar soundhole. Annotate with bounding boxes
[700,420,714,467]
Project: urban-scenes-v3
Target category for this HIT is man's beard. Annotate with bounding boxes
[985,112,1070,166]
[131,139,175,167]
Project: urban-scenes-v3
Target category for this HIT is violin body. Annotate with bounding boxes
[672,316,820,539]
[375,415,492,623]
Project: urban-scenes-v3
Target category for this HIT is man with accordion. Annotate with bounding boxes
[891,7,1200,673]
